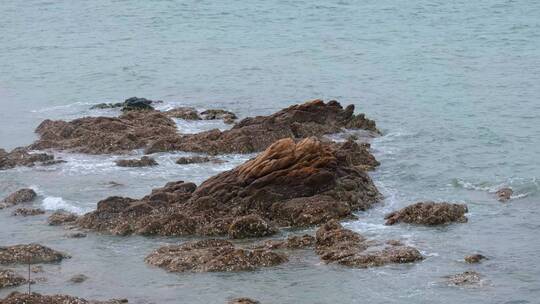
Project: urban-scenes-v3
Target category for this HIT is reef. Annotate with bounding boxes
[0,244,69,265]
[384,202,468,226]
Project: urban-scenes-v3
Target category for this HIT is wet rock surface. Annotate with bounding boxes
[77,137,380,236]
[0,148,58,171]
[384,202,468,226]
[145,99,379,155]
[48,211,79,226]
[252,235,316,250]
[0,189,37,209]
[11,208,45,216]
[121,97,156,112]
[165,107,201,120]
[115,156,158,167]
[444,271,482,286]
[176,156,224,165]
[495,187,513,202]
[465,254,487,264]
[69,274,88,283]
[29,110,178,154]
[315,220,423,268]
[145,239,287,272]
[0,269,27,289]
[1,292,128,304]
[227,214,277,239]
[0,244,69,265]
[228,298,260,304]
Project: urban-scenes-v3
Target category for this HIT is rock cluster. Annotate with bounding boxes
[384,202,468,226]
[90,96,159,112]
[1,292,128,304]
[0,269,27,289]
[165,107,237,123]
[77,137,380,237]
[145,239,287,273]
[315,220,423,268]
[0,244,68,265]
[444,271,482,286]
[0,189,37,209]
[11,208,45,216]
[0,148,59,171]
[115,156,158,167]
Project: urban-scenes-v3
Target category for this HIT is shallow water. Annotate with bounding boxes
[1,0,540,303]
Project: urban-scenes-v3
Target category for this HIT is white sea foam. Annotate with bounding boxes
[42,196,86,214]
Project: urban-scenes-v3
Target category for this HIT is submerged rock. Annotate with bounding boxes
[252,235,316,250]
[464,254,487,264]
[145,99,379,155]
[29,110,178,154]
[66,232,87,239]
[495,187,513,202]
[0,189,37,209]
[228,298,260,304]
[0,269,27,289]
[0,148,58,171]
[176,156,224,164]
[48,211,79,226]
[115,156,158,167]
[145,239,287,273]
[1,292,128,304]
[384,202,468,226]
[315,220,423,268]
[11,208,45,216]
[0,244,69,265]
[69,274,88,283]
[444,271,482,286]
[77,137,380,237]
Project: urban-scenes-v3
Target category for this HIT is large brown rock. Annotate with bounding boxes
[0,270,27,289]
[77,137,381,237]
[315,220,423,268]
[145,239,287,272]
[0,148,58,171]
[145,99,379,154]
[0,189,37,209]
[0,244,69,265]
[384,202,468,226]
[29,110,178,154]
[1,292,128,304]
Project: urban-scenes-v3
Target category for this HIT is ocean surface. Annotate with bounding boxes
[1,1,539,303]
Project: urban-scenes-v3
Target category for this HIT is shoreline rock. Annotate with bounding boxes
[11,208,45,216]
[1,292,128,304]
[0,189,37,209]
[48,211,79,226]
[384,202,468,226]
[115,156,158,167]
[0,244,69,265]
[145,239,287,272]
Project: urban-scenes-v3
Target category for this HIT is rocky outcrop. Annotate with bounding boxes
[90,97,160,111]
[29,110,178,154]
[384,202,468,226]
[200,109,237,124]
[464,254,487,264]
[48,211,79,226]
[1,292,128,304]
[0,244,69,265]
[165,107,200,120]
[165,107,238,124]
[115,156,158,167]
[77,137,380,237]
[444,271,482,286]
[11,208,45,216]
[315,220,423,268]
[252,235,316,250]
[0,148,59,171]
[228,298,260,304]
[0,189,37,209]
[496,188,513,202]
[0,270,27,289]
[145,239,287,272]
[145,99,379,155]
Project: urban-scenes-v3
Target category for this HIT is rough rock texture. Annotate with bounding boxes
[48,211,79,226]
[145,239,287,272]
[465,254,487,264]
[165,107,238,124]
[496,188,513,202]
[145,99,379,155]
[165,107,201,120]
[176,156,224,165]
[0,148,59,171]
[0,244,68,265]
[90,102,125,110]
[0,189,37,209]
[384,202,468,226]
[228,298,260,304]
[0,270,27,289]
[1,292,128,304]
[29,110,178,154]
[11,208,45,216]
[121,97,155,112]
[315,220,423,268]
[444,271,482,286]
[115,156,158,167]
[252,235,316,250]
[227,214,277,239]
[77,137,380,237]
[200,109,237,123]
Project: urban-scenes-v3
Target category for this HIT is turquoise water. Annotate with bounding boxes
[1,1,539,303]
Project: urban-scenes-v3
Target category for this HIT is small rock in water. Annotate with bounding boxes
[69,274,88,283]
[175,156,222,164]
[444,271,482,286]
[228,298,260,304]
[384,202,468,226]
[0,147,57,171]
[115,156,158,167]
[165,107,201,120]
[145,239,287,273]
[0,269,27,288]
[495,187,513,202]
[66,232,87,239]
[465,254,487,264]
[106,181,124,187]
[227,214,277,239]
[47,211,78,226]
[90,102,124,110]
[121,97,156,112]
[0,188,37,209]
[0,244,69,265]
[200,109,237,122]
[11,208,45,216]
